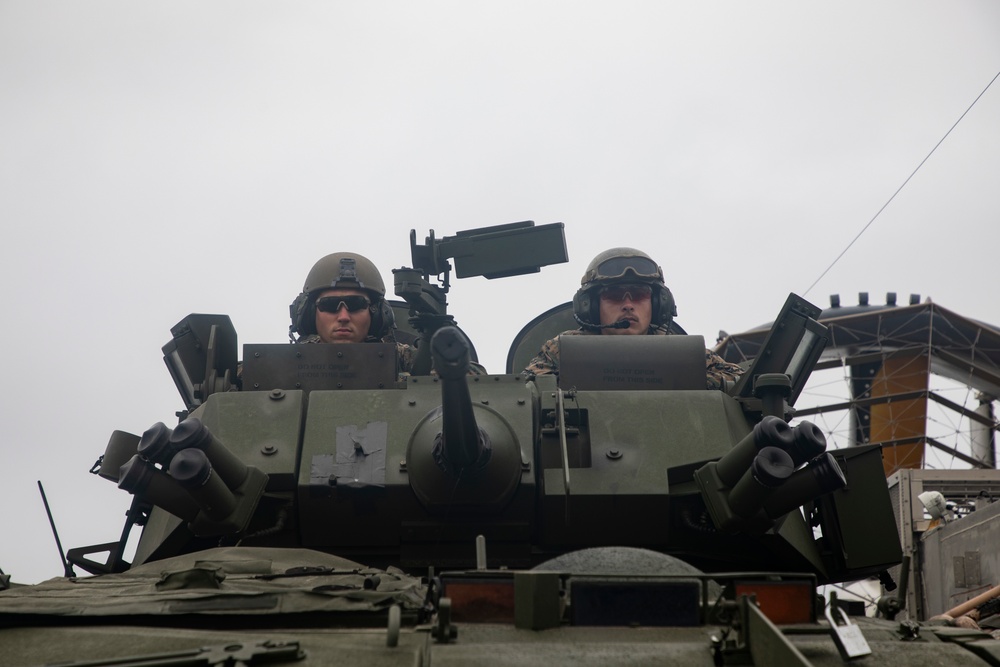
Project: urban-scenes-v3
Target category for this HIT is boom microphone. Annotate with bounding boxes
[574,314,632,330]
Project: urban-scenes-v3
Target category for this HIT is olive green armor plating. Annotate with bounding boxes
[8,223,958,667]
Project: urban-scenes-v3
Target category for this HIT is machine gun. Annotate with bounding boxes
[393,221,568,374]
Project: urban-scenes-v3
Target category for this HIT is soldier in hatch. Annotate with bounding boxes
[289,252,416,373]
[523,248,743,390]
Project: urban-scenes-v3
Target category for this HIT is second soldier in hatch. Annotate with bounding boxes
[524,247,743,390]
[289,252,416,373]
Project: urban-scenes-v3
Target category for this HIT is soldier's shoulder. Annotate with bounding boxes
[538,328,587,350]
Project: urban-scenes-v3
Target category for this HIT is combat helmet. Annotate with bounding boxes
[289,252,395,339]
[572,247,676,329]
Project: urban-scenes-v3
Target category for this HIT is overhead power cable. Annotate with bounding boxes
[803,68,1000,297]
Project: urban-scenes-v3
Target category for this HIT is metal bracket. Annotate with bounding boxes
[718,594,813,667]
[432,597,459,643]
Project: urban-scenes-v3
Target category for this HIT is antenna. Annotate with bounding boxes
[37,480,77,578]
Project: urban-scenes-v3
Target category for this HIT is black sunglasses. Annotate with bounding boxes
[315,295,372,313]
[600,284,653,303]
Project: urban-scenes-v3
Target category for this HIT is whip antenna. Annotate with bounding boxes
[38,480,76,578]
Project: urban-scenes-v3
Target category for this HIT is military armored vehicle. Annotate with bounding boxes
[4,222,1000,666]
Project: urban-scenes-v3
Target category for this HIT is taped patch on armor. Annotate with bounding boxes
[334,422,387,488]
[310,454,336,486]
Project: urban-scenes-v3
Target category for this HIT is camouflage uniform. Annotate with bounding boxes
[523,325,743,390]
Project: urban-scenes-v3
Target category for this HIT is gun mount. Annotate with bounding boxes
[406,326,522,513]
[393,221,568,374]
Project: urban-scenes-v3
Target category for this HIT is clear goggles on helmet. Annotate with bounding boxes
[315,295,372,314]
[592,256,662,282]
[599,284,653,303]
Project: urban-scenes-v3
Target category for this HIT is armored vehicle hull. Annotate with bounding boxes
[7,227,993,665]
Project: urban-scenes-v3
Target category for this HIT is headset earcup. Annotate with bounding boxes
[369,299,396,339]
[290,293,316,336]
[572,288,592,326]
[655,286,677,326]
[382,300,396,334]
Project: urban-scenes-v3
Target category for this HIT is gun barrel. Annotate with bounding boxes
[431,327,488,471]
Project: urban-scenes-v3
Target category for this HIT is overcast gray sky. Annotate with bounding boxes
[2,1,998,584]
